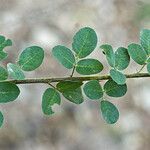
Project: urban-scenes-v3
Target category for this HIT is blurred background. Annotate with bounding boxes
[0,0,150,150]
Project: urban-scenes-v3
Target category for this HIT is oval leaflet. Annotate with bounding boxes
[18,46,44,71]
[52,45,75,69]
[104,79,127,97]
[110,69,126,85]
[63,87,84,104]
[42,88,61,115]
[72,27,97,58]
[100,44,115,67]
[56,81,83,93]
[83,80,103,100]
[76,59,103,75]
[100,100,119,124]
[128,43,147,65]
[0,82,20,103]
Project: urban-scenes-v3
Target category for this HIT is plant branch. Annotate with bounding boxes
[70,65,76,77]
[1,73,150,85]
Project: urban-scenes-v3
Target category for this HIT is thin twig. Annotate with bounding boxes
[137,64,146,73]
[47,82,56,89]
[70,65,76,77]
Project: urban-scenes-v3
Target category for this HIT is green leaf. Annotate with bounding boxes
[0,66,8,81]
[0,35,12,61]
[76,59,103,75]
[0,36,5,44]
[56,81,83,93]
[0,82,20,103]
[0,51,8,61]
[110,69,126,85]
[83,80,103,100]
[100,100,119,124]
[63,87,84,104]
[147,62,150,74]
[0,36,12,51]
[104,79,127,97]
[140,29,150,55]
[0,111,4,128]
[128,43,147,65]
[17,46,44,71]
[100,44,115,67]
[115,47,130,70]
[42,88,61,115]
[7,63,25,80]
[52,45,75,69]
[72,27,97,58]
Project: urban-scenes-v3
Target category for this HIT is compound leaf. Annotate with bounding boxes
[0,111,4,128]
[0,66,8,81]
[52,45,75,69]
[110,69,126,85]
[76,59,103,75]
[115,47,130,70]
[17,46,44,71]
[63,87,84,104]
[7,63,25,80]
[56,81,83,93]
[42,88,61,115]
[140,29,150,55]
[100,100,119,124]
[128,43,147,65]
[100,44,115,67]
[83,80,103,100]
[104,79,127,97]
[0,82,20,103]
[72,27,97,58]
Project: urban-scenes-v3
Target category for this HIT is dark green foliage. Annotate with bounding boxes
[56,81,83,92]
[100,100,119,124]
[72,27,97,58]
[0,51,8,61]
[0,82,20,103]
[115,47,130,70]
[76,59,103,75]
[100,44,115,67]
[110,69,126,85]
[0,35,12,51]
[42,88,61,115]
[128,43,147,65]
[63,87,84,104]
[104,79,127,97]
[140,29,150,55]
[0,111,4,127]
[17,46,44,71]
[52,45,75,69]
[83,80,103,100]
[0,35,12,62]
[0,66,8,81]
